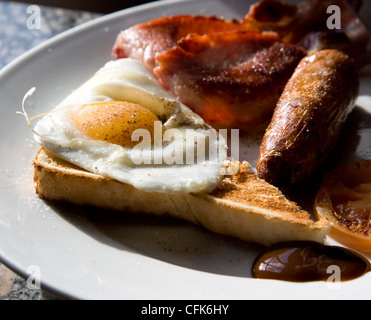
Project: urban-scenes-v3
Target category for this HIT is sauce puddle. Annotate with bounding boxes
[252,241,371,282]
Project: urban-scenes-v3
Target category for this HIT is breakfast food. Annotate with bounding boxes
[252,241,370,282]
[154,31,305,128]
[314,160,371,252]
[257,49,359,188]
[114,18,305,128]
[33,148,330,247]
[31,58,227,195]
[113,0,370,129]
[25,56,331,246]
[113,15,247,70]
[26,0,369,252]
[244,0,371,70]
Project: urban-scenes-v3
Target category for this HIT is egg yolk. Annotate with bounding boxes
[69,101,159,148]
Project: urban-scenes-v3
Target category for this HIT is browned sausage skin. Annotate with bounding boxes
[257,49,359,188]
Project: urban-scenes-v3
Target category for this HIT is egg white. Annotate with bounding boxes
[32,59,228,194]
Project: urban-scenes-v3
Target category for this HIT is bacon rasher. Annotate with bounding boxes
[112,0,370,128]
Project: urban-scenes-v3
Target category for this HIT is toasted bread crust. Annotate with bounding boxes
[33,148,330,246]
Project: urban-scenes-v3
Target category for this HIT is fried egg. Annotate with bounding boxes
[31,59,228,194]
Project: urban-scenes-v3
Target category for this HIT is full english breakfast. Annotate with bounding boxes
[23,0,371,282]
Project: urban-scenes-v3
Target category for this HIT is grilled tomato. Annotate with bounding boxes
[314,160,371,252]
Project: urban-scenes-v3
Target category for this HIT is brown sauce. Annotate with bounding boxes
[252,241,370,282]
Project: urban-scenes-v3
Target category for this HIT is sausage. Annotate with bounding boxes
[257,49,359,188]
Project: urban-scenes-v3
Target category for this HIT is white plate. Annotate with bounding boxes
[1,0,371,300]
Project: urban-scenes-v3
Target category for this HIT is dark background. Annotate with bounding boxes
[10,0,158,13]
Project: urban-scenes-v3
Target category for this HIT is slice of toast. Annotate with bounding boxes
[33,147,330,246]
